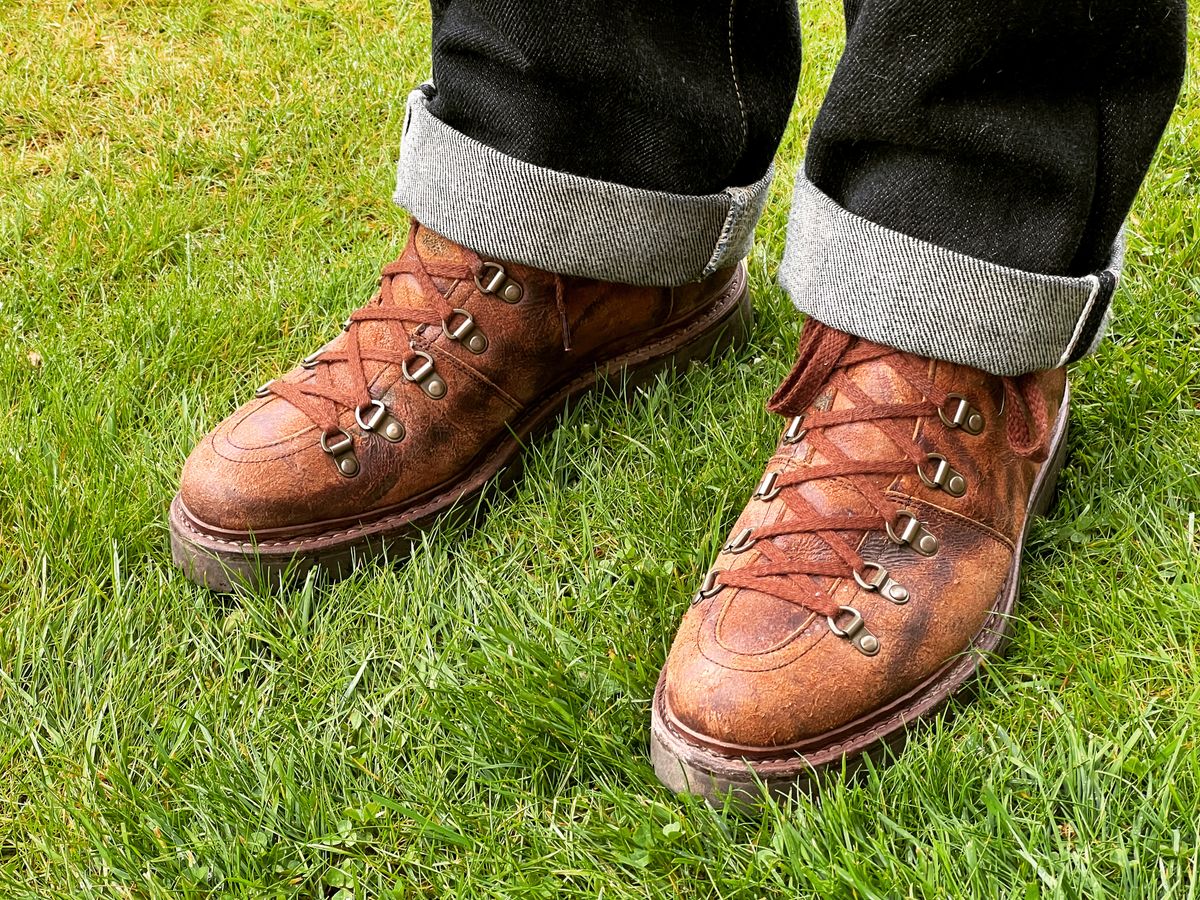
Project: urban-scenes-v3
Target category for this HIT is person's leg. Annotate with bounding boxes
[171,2,802,589]
[653,1,1187,801]
[395,0,801,285]
[425,0,798,195]
[786,0,1188,374]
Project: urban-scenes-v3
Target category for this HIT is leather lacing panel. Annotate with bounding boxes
[263,224,571,467]
[707,319,1050,624]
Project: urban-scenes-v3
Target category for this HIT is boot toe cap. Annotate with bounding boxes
[178,430,336,532]
[661,647,845,753]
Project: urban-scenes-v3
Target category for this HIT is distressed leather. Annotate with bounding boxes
[180,223,735,532]
[661,328,1066,753]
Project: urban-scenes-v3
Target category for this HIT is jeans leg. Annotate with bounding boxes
[781,0,1187,374]
[395,1,801,285]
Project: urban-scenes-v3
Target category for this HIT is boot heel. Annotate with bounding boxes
[614,263,752,395]
[1029,391,1071,521]
[667,281,754,369]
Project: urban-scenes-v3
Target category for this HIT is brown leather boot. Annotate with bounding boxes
[171,223,750,590]
[651,319,1068,802]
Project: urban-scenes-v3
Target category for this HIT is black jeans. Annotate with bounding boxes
[426,0,1186,278]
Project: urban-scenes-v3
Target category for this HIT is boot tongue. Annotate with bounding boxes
[818,350,928,462]
[413,224,474,291]
[772,321,928,468]
[365,223,476,342]
[283,225,472,400]
[718,325,940,651]
[723,325,928,639]
[340,226,462,384]
[414,224,469,261]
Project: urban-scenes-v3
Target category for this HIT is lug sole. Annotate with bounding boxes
[170,264,752,592]
[650,381,1072,806]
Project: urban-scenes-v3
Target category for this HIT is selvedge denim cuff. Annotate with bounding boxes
[780,176,1124,376]
[393,87,773,286]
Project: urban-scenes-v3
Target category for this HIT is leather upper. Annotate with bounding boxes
[662,327,1066,752]
[180,223,734,532]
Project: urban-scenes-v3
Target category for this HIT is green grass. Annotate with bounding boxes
[1,1,1198,896]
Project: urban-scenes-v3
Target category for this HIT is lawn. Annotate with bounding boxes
[1,1,1198,897]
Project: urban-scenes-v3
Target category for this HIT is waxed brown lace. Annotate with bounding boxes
[266,225,571,438]
[716,319,1050,617]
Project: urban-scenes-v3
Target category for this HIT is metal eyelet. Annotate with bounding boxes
[320,428,360,477]
[443,308,488,354]
[356,398,405,443]
[783,415,807,445]
[827,605,880,656]
[938,394,985,435]
[475,261,523,303]
[402,350,447,399]
[886,509,940,556]
[723,528,757,554]
[917,453,967,497]
[753,471,782,502]
[691,570,724,605]
[354,398,387,432]
[852,561,910,604]
[254,380,274,399]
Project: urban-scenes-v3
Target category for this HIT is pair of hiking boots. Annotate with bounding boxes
[170,224,1067,801]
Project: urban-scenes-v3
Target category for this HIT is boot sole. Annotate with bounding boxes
[170,263,752,592]
[650,381,1072,805]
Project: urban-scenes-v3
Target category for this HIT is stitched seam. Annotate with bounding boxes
[699,484,873,670]
[884,489,1017,553]
[727,0,747,153]
[707,592,822,664]
[215,424,316,464]
[434,344,522,411]
[1057,274,1102,367]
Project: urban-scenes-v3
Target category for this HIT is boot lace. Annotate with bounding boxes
[262,225,571,442]
[710,319,1050,624]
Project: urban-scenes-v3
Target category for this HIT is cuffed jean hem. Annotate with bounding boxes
[779,176,1125,376]
[392,87,773,286]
